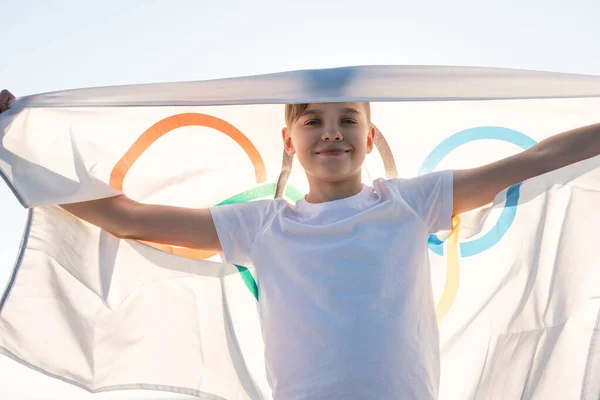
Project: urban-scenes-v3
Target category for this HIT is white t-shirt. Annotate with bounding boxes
[209,171,453,400]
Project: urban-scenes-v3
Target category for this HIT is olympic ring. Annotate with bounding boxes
[109,113,273,260]
[421,126,537,323]
[420,126,537,257]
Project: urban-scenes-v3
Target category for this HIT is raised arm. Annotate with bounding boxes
[1,89,220,252]
[453,122,600,215]
[61,195,222,252]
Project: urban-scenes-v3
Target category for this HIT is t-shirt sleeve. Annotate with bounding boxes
[209,199,284,265]
[392,170,454,233]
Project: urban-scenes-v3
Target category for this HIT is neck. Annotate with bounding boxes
[304,174,363,204]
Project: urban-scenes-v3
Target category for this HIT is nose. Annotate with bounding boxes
[321,126,343,142]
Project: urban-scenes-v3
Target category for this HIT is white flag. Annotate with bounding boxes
[1,66,600,399]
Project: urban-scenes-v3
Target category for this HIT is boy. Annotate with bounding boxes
[1,90,600,399]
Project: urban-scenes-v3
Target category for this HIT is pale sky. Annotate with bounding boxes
[1,0,600,398]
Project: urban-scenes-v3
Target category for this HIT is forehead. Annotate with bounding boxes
[303,102,365,115]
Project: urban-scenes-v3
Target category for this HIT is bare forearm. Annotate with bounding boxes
[60,195,220,251]
[60,196,191,242]
[60,195,133,238]
[536,122,600,172]
[125,202,217,249]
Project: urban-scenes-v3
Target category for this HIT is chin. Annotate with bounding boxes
[314,169,358,183]
[301,159,362,183]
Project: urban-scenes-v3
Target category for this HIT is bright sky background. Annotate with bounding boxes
[1,0,600,398]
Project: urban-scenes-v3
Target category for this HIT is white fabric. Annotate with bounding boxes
[12,65,600,108]
[210,173,453,399]
[0,66,600,399]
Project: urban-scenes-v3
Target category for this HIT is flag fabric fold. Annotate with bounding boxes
[1,66,600,399]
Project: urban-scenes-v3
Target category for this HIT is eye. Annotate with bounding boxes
[304,119,321,126]
[342,118,357,125]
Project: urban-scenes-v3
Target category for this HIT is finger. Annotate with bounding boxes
[0,104,7,113]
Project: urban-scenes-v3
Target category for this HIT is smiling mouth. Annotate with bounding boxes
[316,150,351,155]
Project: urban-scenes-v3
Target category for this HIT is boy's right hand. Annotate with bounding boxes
[0,90,15,114]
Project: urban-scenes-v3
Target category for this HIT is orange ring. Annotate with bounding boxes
[109,113,266,259]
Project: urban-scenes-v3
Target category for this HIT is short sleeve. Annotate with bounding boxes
[209,199,286,265]
[391,170,454,233]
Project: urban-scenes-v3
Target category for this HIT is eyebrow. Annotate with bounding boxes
[299,107,361,118]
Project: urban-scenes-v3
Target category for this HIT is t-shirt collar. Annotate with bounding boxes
[294,184,373,213]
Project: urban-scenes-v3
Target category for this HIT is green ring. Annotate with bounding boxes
[217,183,304,300]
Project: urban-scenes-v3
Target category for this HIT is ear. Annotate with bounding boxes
[282,127,296,156]
[365,125,376,154]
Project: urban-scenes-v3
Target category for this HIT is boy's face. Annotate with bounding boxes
[282,102,375,184]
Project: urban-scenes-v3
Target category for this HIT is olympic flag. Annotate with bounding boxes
[1,66,600,399]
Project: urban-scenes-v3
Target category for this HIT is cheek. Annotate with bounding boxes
[290,139,313,163]
[293,133,319,152]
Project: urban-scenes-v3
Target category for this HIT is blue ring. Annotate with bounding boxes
[419,126,537,257]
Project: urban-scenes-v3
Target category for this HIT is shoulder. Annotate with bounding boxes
[377,171,454,232]
[379,170,454,195]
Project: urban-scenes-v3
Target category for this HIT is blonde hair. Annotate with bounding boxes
[285,103,371,127]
